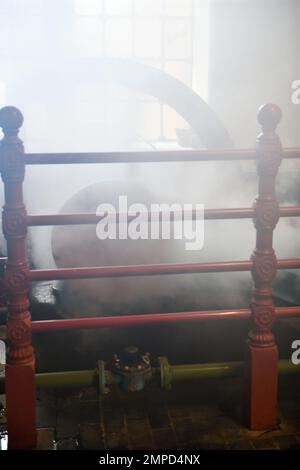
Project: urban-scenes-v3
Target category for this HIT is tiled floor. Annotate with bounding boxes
[21,374,300,450]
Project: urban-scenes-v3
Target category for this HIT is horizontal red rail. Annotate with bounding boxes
[32,309,251,332]
[23,148,300,165]
[24,149,256,164]
[282,148,300,159]
[30,306,300,333]
[29,258,300,282]
[276,306,300,318]
[29,261,253,281]
[26,206,300,226]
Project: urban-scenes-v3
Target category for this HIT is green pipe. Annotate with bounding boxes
[171,362,244,381]
[35,359,298,390]
[0,359,298,393]
[170,360,300,381]
[0,369,97,391]
[35,369,97,389]
[278,360,300,375]
[158,358,244,389]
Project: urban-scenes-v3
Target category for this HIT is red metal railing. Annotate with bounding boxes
[1,103,300,448]
[23,147,300,164]
[30,306,300,333]
[28,258,300,282]
[26,206,300,226]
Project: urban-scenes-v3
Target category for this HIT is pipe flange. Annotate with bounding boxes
[158,356,172,390]
[97,360,109,395]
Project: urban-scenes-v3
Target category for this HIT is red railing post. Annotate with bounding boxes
[245,104,283,430]
[0,107,36,449]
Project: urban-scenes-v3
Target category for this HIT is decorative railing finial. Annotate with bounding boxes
[0,106,25,181]
[257,103,282,133]
[0,106,24,136]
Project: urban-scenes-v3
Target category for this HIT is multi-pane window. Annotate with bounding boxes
[0,1,209,150]
[73,0,208,147]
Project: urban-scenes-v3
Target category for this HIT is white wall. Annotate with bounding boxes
[209,0,300,149]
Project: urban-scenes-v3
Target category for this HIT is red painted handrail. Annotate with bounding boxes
[26,206,300,226]
[24,149,256,164]
[23,147,300,164]
[29,258,300,282]
[31,306,300,333]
